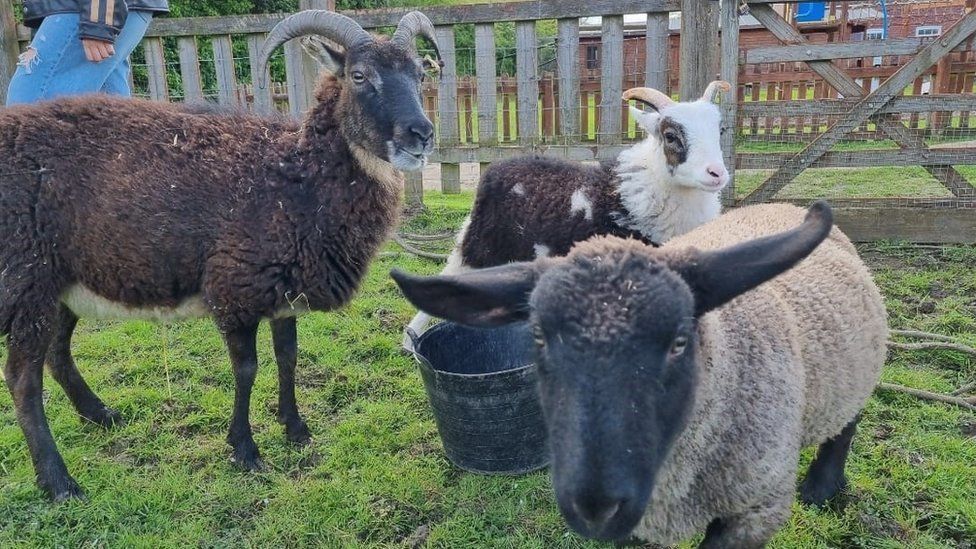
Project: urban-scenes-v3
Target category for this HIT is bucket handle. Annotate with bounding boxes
[404,327,422,362]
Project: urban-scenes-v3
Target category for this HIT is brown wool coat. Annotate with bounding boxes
[0,77,400,339]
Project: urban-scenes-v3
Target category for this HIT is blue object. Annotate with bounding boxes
[880,0,889,39]
[795,1,827,23]
[6,11,153,106]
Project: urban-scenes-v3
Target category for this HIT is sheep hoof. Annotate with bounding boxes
[799,474,847,506]
[81,406,124,429]
[285,421,312,445]
[42,475,86,503]
[230,448,267,473]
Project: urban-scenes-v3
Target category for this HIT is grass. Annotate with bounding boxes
[1,192,975,548]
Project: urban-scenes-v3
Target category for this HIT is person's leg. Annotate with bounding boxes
[100,11,154,96]
[5,14,80,106]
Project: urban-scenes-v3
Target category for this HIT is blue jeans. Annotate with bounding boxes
[5,11,153,106]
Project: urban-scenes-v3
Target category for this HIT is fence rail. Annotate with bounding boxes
[1,0,974,242]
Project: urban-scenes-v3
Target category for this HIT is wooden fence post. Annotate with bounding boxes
[719,0,739,207]
[1,0,21,106]
[286,0,334,115]
[679,0,719,101]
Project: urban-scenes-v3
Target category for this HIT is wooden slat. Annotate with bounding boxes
[830,207,976,244]
[599,15,624,144]
[435,25,459,146]
[746,38,969,64]
[516,21,538,144]
[177,37,204,102]
[404,171,424,209]
[737,148,976,169]
[720,0,739,207]
[679,0,718,100]
[284,39,310,115]
[644,12,669,91]
[0,0,20,105]
[557,18,581,140]
[247,33,273,114]
[743,9,976,204]
[144,37,169,101]
[738,95,976,117]
[297,0,331,114]
[212,35,238,105]
[139,1,681,38]
[474,23,497,146]
[441,162,461,194]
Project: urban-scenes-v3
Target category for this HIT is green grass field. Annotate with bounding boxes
[1,192,974,548]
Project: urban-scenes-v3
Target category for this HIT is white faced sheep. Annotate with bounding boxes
[403,81,731,349]
[0,10,440,500]
[392,201,888,546]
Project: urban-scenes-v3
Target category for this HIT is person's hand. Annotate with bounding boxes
[82,38,115,63]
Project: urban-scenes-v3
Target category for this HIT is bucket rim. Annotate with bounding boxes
[409,321,536,379]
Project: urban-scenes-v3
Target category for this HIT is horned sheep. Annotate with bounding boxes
[0,10,439,500]
[393,201,888,546]
[404,81,732,348]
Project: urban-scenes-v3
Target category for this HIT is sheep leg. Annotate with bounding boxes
[45,305,122,428]
[698,494,792,549]
[5,316,84,501]
[799,416,858,506]
[223,324,265,472]
[271,318,311,445]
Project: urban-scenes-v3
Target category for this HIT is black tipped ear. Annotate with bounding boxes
[669,201,834,316]
[301,36,346,75]
[391,260,558,327]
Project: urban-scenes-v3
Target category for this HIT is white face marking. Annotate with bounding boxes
[62,285,209,322]
[570,188,594,221]
[511,182,526,196]
[533,243,551,258]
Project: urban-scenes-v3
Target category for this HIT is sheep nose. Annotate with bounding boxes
[706,163,728,183]
[410,121,435,147]
[571,493,625,530]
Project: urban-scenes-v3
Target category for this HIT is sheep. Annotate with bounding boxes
[403,81,731,349]
[0,9,440,501]
[391,201,888,546]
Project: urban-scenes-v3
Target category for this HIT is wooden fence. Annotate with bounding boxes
[1,0,974,242]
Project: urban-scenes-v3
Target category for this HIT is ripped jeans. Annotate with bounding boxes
[5,11,153,106]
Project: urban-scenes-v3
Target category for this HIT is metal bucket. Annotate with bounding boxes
[409,321,549,475]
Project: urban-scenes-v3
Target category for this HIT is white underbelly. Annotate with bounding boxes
[61,285,311,322]
[61,285,210,322]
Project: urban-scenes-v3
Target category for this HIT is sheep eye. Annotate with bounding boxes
[669,336,688,357]
[664,131,681,146]
[351,71,366,84]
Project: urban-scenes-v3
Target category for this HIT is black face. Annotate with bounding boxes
[529,254,699,541]
[339,41,434,171]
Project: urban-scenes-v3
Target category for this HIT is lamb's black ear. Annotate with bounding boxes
[668,201,834,316]
[391,260,559,327]
[301,36,345,75]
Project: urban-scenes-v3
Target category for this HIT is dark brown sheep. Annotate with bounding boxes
[0,10,439,500]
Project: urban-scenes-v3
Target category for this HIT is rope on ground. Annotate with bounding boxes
[399,231,455,242]
[881,329,976,411]
[392,234,449,261]
[876,382,976,411]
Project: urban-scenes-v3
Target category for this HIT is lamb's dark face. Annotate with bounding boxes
[530,252,699,541]
[310,38,435,171]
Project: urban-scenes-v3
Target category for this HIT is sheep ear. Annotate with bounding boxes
[630,106,660,133]
[301,36,346,75]
[391,260,560,327]
[666,201,834,316]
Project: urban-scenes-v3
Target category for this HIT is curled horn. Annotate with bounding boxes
[257,10,372,88]
[701,80,732,102]
[392,11,441,59]
[622,87,675,112]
